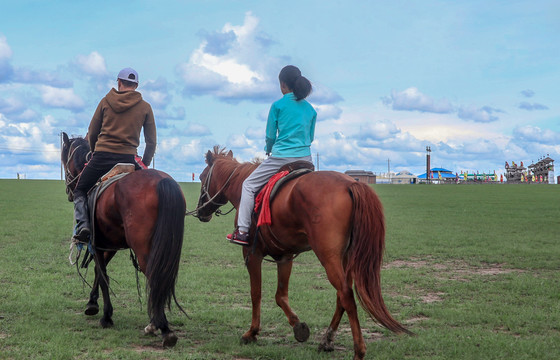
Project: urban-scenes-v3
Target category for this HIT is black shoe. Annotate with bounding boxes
[226,229,249,246]
[74,227,91,243]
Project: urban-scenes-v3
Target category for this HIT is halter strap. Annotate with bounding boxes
[186,164,237,217]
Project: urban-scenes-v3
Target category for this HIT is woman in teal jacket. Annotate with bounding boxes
[227,65,317,245]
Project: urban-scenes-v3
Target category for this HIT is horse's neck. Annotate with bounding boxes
[220,161,256,208]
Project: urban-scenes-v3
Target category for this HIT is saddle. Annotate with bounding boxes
[87,163,136,210]
[254,161,314,227]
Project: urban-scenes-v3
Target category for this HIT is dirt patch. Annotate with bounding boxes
[407,315,429,324]
[131,344,166,354]
[384,258,524,280]
[384,258,525,305]
[419,293,445,303]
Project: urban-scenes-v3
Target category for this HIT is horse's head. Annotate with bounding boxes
[195,146,235,222]
[61,132,90,202]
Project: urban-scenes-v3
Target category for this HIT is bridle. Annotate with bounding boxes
[186,163,237,217]
[63,141,89,201]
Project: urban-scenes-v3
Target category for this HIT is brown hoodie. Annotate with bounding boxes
[88,88,156,166]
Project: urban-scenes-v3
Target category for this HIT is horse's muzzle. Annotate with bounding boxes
[196,213,212,222]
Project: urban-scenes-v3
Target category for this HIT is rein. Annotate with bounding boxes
[64,143,91,199]
[186,164,237,217]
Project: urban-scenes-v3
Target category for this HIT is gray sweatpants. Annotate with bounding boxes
[237,155,313,232]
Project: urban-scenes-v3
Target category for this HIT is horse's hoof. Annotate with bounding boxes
[162,332,178,347]
[144,323,158,336]
[84,303,99,316]
[240,336,257,345]
[294,322,310,342]
[318,341,335,353]
[100,318,114,328]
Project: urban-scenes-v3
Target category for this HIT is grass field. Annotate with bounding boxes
[0,179,559,359]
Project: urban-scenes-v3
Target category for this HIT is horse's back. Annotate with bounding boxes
[267,171,360,252]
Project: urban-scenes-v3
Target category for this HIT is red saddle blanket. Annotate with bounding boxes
[254,171,289,227]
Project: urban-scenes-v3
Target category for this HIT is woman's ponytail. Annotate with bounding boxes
[279,65,312,101]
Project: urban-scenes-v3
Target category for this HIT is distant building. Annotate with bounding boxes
[504,161,526,183]
[417,168,457,184]
[345,170,376,184]
[391,170,417,184]
[528,157,554,184]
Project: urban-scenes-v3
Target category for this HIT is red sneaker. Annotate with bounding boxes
[226,229,249,246]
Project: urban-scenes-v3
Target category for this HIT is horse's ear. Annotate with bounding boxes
[226,150,233,158]
[62,132,70,146]
[205,150,213,165]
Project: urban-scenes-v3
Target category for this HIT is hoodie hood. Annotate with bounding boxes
[105,88,142,113]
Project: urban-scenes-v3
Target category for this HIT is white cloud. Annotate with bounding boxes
[178,12,273,101]
[178,12,340,105]
[518,102,548,111]
[0,35,13,82]
[357,120,400,141]
[245,126,264,140]
[75,51,107,76]
[0,35,13,59]
[520,89,535,98]
[457,105,501,123]
[0,119,60,162]
[190,49,262,85]
[181,122,212,137]
[38,85,85,111]
[513,125,560,145]
[314,104,342,121]
[383,87,454,113]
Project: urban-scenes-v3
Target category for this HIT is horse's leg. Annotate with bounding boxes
[275,257,309,342]
[131,236,177,347]
[85,266,100,316]
[86,251,116,316]
[95,250,114,328]
[318,295,345,352]
[241,252,264,344]
[321,261,366,360]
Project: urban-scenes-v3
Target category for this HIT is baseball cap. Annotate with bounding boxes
[117,67,139,84]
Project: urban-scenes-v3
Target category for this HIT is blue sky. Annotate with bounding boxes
[0,0,558,181]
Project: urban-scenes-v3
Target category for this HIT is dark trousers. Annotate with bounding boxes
[74,151,140,199]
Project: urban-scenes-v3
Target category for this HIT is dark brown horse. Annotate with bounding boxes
[61,132,186,347]
[195,146,412,360]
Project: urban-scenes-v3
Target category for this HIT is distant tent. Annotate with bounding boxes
[417,168,456,180]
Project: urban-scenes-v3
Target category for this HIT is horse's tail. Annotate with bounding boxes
[146,177,186,327]
[346,182,413,335]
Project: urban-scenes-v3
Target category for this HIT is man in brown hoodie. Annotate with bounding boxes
[72,67,157,243]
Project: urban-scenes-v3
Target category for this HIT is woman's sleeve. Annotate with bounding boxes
[310,110,317,142]
[264,104,278,153]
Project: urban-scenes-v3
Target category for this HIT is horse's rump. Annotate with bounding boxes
[94,169,171,252]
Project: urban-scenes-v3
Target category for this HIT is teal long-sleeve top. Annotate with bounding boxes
[265,92,317,157]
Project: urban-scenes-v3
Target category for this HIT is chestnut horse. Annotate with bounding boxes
[61,132,186,347]
[195,146,411,360]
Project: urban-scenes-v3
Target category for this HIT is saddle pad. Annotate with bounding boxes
[100,163,135,182]
[86,169,135,253]
[254,167,313,227]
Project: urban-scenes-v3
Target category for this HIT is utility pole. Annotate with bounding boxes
[426,146,431,184]
[316,152,319,171]
[388,158,391,183]
[60,132,63,180]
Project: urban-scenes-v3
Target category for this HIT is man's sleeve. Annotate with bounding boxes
[87,101,104,151]
[142,105,157,167]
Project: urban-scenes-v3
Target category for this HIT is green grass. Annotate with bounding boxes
[0,180,559,359]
